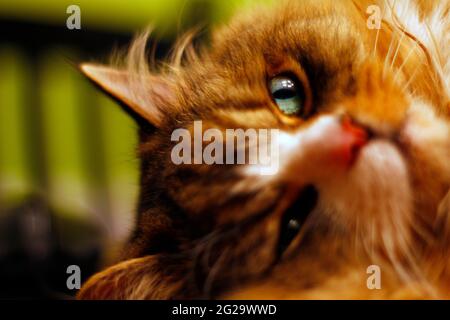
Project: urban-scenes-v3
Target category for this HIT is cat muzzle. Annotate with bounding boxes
[278,115,370,186]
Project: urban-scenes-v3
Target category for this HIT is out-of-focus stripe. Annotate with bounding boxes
[0,46,33,208]
[96,93,138,241]
[209,0,274,26]
[0,0,195,35]
[38,48,92,219]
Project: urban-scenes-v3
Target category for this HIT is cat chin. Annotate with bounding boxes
[315,140,414,255]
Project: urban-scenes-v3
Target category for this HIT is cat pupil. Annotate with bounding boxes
[269,75,304,116]
[273,88,296,100]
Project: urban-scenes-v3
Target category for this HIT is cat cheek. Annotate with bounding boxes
[402,101,450,183]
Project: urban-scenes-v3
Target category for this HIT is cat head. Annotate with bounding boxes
[78,0,450,299]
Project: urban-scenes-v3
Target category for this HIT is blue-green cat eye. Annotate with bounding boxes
[269,75,304,116]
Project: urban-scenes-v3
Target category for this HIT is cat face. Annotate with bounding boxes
[78,0,450,299]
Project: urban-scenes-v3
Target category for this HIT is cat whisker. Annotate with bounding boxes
[389,29,405,71]
[382,0,398,78]
[201,232,221,272]
[383,33,396,79]
[402,66,420,92]
[372,20,381,58]
[203,247,231,297]
[393,41,419,83]
[424,21,444,71]
[371,0,389,57]
[423,21,446,92]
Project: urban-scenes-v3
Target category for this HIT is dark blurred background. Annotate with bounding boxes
[0,0,271,299]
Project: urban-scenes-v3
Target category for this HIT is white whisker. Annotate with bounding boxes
[393,41,419,82]
[390,29,405,70]
[402,66,420,92]
[382,0,397,78]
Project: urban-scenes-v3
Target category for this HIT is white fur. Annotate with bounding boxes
[383,0,449,96]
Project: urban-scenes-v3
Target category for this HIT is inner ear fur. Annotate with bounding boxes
[79,63,173,128]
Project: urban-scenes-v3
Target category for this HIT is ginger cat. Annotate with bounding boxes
[77,0,450,299]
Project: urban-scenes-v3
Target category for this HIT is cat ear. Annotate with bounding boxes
[80,63,172,127]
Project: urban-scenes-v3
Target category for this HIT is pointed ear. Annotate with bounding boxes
[80,63,172,127]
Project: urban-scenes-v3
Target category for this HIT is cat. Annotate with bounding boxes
[77,0,450,299]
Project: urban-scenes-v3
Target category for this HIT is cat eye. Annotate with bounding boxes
[277,186,318,257]
[269,75,305,116]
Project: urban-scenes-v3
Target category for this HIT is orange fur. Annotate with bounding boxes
[78,0,450,299]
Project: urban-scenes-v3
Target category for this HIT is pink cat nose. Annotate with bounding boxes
[335,116,369,166]
[275,114,371,185]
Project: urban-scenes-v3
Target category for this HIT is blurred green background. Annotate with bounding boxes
[0,0,272,298]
